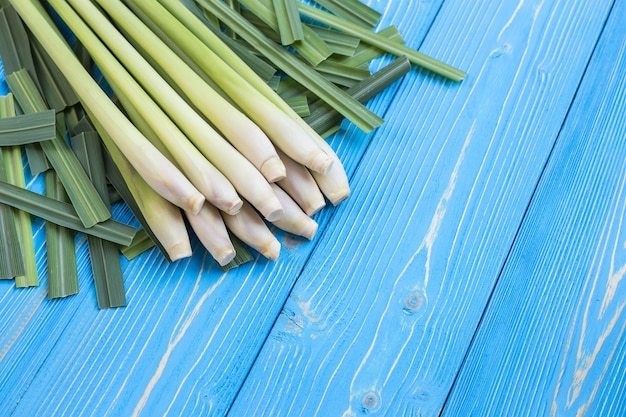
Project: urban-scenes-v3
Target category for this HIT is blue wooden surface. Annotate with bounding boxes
[0,1,624,417]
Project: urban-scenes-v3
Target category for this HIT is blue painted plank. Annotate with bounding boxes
[442,2,626,415]
[229,0,616,416]
[0,2,439,417]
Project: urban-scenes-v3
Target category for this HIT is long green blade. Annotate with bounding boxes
[272,0,304,45]
[0,109,56,145]
[305,57,412,134]
[0,93,38,287]
[194,0,384,132]
[7,68,112,228]
[0,180,137,246]
[238,0,332,65]
[45,169,79,299]
[0,147,25,280]
[71,130,126,308]
[298,2,466,81]
[312,0,381,30]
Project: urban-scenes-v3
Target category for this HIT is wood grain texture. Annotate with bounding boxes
[442,2,626,415]
[0,2,423,416]
[229,0,616,416]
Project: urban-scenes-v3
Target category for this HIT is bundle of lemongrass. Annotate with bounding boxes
[1,0,463,305]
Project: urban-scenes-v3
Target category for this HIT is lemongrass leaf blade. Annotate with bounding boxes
[45,169,79,299]
[272,0,305,45]
[7,68,112,228]
[194,0,383,132]
[1,93,38,287]
[307,25,361,56]
[0,148,25,279]
[336,25,405,68]
[298,2,466,81]
[0,109,56,145]
[0,179,136,246]
[71,130,126,308]
[305,56,411,133]
[312,0,381,29]
[121,228,155,260]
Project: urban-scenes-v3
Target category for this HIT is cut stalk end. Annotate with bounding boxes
[167,241,193,261]
[308,151,334,175]
[262,239,281,261]
[260,155,287,182]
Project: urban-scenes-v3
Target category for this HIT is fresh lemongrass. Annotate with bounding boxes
[284,95,310,117]
[305,57,412,134]
[185,202,236,266]
[0,109,56,145]
[0,147,24,280]
[156,0,352,201]
[270,184,318,240]
[136,0,336,174]
[44,169,79,299]
[336,25,405,69]
[84,0,286,184]
[111,78,243,215]
[0,94,37,287]
[30,36,80,111]
[0,5,50,175]
[192,0,384,133]
[311,0,382,30]
[238,0,332,65]
[8,0,206,215]
[52,0,243,215]
[221,234,254,271]
[95,119,192,261]
[272,0,304,45]
[297,2,466,81]
[7,68,112,228]
[121,228,155,261]
[313,60,371,88]
[222,201,281,261]
[307,25,361,57]
[275,149,326,216]
[71,130,126,308]
[0,179,136,247]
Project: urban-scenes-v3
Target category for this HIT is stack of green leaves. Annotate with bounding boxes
[0,0,465,307]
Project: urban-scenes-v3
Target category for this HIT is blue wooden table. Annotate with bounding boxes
[1,0,625,416]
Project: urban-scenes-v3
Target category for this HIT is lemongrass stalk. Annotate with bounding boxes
[128,0,335,175]
[80,0,285,184]
[72,1,282,220]
[222,202,281,261]
[275,149,326,216]
[185,203,236,266]
[92,118,192,261]
[154,0,351,202]
[53,0,242,215]
[270,184,318,240]
[192,0,384,133]
[8,0,205,215]
[112,78,243,215]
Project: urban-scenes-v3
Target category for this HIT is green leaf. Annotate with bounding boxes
[0,109,56,145]
[44,169,79,299]
[7,68,112,228]
[0,179,137,246]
